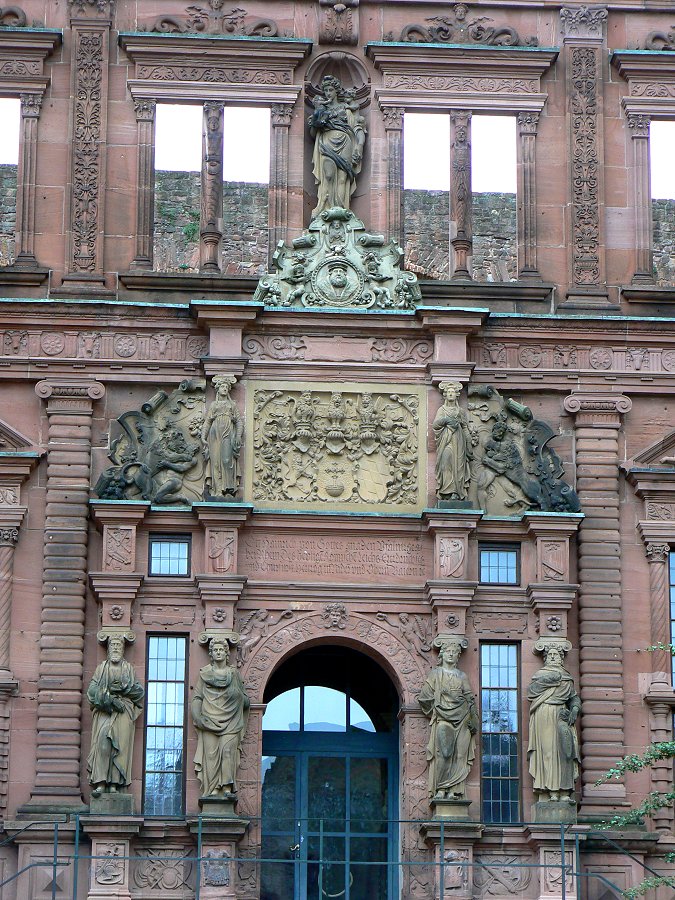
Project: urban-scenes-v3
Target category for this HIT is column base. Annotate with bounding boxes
[532,800,578,825]
[90,791,135,816]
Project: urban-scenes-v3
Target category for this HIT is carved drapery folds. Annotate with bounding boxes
[95,376,244,505]
[436,384,580,515]
[253,207,421,310]
[395,3,538,47]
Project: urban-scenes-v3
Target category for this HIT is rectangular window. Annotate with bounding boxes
[148,535,190,576]
[479,544,520,585]
[480,643,520,824]
[0,97,20,267]
[651,120,675,287]
[143,635,187,816]
[670,552,675,681]
[471,115,517,283]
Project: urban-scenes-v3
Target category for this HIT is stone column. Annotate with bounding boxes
[643,542,671,683]
[560,6,609,306]
[449,110,472,280]
[269,103,294,263]
[13,93,43,267]
[379,105,404,247]
[563,392,631,814]
[200,101,224,273]
[517,111,541,280]
[424,510,481,639]
[627,113,654,285]
[26,379,105,811]
[644,695,675,833]
[130,99,156,270]
[63,5,112,292]
[0,525,20,679]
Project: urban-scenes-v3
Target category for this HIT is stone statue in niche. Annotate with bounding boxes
[87,633,144,799]
[308,74,366,217]
[192,637,250,798]
[463,384,581,515]
[433,381,473,505]
[527,639,581,805]
[202,375,244,499]
[418,637,478,801]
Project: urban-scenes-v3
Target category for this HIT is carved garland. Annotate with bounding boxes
[570,46,601,286]
[71,30,104,273]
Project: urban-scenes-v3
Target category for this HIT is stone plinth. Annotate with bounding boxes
[89,792,135,817]
[188,812,249,899]
[532,800,578,825]
[81,815,142,900]
[421,819,483,900]
[430,797,472,821]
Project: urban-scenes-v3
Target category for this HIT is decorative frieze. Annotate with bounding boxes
[0,328,208,361]
[243,334,432,364]
[142,4,279,36]
[472,340,675,373]
[394,4,537,46]
[383,73,540,94]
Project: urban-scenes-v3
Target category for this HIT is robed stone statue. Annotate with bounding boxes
[527,639,581,804]
[433,381,473,503]
[308,74,366,218]
[87,633,144,798]
[418,638,478,800]
[202,375,244,499]
[192,637,250,797]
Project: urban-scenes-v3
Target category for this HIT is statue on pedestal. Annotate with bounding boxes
[202,375,244,500]
[308,74,366,217]
[87,633,144,798]
[418,637,478,800]
[192,637,250,798]
[527,639,581,804]
[433,381,473,503]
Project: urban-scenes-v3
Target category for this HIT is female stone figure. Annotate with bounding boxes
[192,638,250,797]
[308,74,366,217]
[433,381,473,502]
[418,638,478,800]
[202,375,244,499]
[87,634,144,798]
[527,640,581,803]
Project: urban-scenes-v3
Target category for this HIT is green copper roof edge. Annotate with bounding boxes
[0,451,40,458]
[0,26,62,33]
[489,311,675,323]
[0,297,190,309]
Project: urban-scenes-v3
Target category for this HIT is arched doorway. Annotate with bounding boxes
[260,645,400,900]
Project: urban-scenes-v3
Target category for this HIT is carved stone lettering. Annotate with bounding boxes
[247,382,424,512]
[471,612,527,634]
[240,535,428,581]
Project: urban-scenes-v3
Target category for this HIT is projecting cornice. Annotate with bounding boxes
[366,41,558,112]
[119,31,312,103]
[612,49,675,116]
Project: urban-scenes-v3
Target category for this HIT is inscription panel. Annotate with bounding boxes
[240,534,430,582]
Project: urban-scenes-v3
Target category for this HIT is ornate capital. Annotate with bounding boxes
[560,5,607,39]
[563,393,631,426]
[133,98,155,122]
[646,543,670,564]
[271,103,294,127]
[35,380,105,401]
[69,0,114,14]
[517,111,540,135]
[627,113,650,139]
[0,528,19,547]
[20,93,43,119]
[380,106,404,130]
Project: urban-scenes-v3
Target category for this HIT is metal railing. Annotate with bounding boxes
[0,815,669,899]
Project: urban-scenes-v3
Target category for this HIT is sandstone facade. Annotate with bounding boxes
[0,1,675,898]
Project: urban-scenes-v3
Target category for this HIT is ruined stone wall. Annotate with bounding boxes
[153,171,268,274]
[653,198,675,286]
[0,163,16,267]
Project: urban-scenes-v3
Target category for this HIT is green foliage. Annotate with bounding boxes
[596,742,675,783]
[623,875,675,899]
